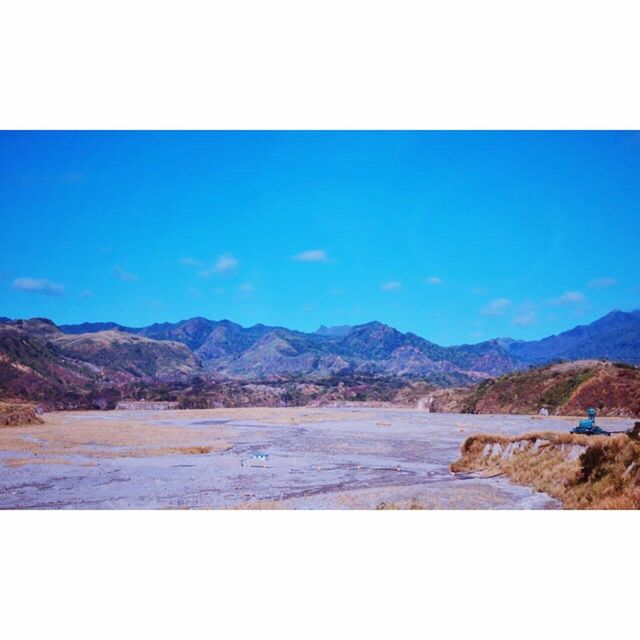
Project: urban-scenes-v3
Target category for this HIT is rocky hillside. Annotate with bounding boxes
[0,319,200,408]
[0,320,100,404]
[420,361,640,417]
[53,330,200,377]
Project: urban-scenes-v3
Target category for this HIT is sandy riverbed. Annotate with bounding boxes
[0,407,633,509]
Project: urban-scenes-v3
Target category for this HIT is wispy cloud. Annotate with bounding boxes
[513,303,536,326]
[549,291,587,306]
[588,277,618,289]
[179,257,203,267]
[472,286,489,295]
[292,249,330,263]
[236,282,255,301]
[114,265,139,281]
[79,290,94,299]
[426,276,443,286]
[12,277,65,297]
[481,298,511,316]
[199,254,239,277]
[381,281,402,292]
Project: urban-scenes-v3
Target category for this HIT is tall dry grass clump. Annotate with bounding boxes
[0,402,43,426]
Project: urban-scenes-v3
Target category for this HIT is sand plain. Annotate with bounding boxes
[1,407,634,509]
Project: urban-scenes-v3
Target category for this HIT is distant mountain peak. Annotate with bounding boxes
[315,324,352,337]
[358,320,389,329]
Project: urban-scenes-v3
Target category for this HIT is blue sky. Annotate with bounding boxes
[1,131,639,345]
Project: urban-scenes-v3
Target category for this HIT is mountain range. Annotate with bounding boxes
[56,309,640,376]
[1,310,639,403]
[56,317,518,384]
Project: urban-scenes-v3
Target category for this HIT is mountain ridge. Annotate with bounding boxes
[61,316,522,381]
[58,307,640,371]
[0,309,636,394]
[2,310,640,411]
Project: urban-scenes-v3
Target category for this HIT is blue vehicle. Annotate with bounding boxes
[570,408,610,436]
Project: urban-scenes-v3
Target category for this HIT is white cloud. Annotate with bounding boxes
[79,290,94,299]
[114,265,139,281]
[588,277,618,289]
[481,297,511,316]
[472,286,489,295]
[12,277,65,297]
[381,281,402,292]
[199,254,239,277]
[549,291,587,306]
[292,249,330,263]
[426,276,443,286]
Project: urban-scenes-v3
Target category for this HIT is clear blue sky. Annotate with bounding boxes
[1,131,639,345]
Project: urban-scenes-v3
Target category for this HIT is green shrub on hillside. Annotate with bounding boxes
[540,368,596,410]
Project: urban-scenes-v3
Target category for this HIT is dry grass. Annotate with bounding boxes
[375,498,429,510]
[154,446,215,455]
[0,410,230,465]
[451,431,640,509]
[0,402,43,427]
[229,500,286,510]
[6,456,98,467]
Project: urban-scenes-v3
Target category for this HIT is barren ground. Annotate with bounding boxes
[0,407,634,509]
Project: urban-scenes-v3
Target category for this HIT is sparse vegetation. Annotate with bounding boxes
[451,431,640,509]
[539,368,596,409]
[456,361,640,417]
[375,498,428,510]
